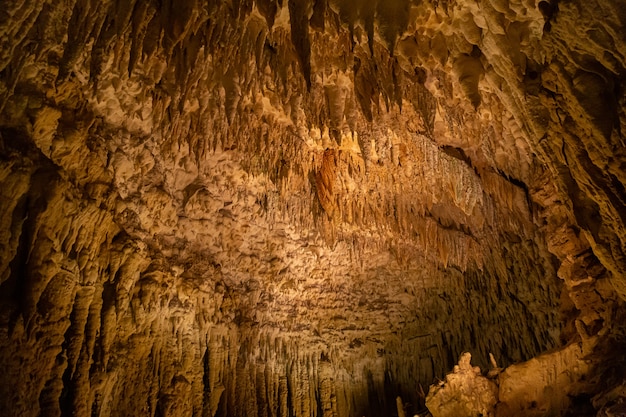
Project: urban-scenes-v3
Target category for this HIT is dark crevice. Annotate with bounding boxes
[288,0,312,90]
[496,168,533,213]
[59,293,83,417]
[201,348,211,414]
[496,169,528,192]
[577,149,626,227]
[59,364,75,417]
[558,163,603,240]
[538,0,559,32]
[310,0,326,31]
[4,166,59,334]
[440,145,474,169]
[424,208,476,240]
[0,190,29,329]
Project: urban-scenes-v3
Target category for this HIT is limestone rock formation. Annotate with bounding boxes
[426,352,498,417]
[0,0,625,416]
[426,345,596,417]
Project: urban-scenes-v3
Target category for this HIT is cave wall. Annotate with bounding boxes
[0,0,625,416]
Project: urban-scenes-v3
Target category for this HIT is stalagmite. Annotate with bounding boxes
[396,396,407,417]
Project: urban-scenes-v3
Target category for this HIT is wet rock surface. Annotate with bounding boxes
[0,0,625,416]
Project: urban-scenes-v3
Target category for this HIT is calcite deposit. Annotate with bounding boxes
[426,353,498,417]
[0,0,624,416]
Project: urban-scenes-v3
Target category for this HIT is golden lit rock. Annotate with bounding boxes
[0,0,625,416]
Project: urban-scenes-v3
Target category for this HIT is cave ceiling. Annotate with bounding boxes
[0,0,625,416]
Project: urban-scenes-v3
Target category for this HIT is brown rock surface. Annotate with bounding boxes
[0,0,624,416]
[426,352,498,417]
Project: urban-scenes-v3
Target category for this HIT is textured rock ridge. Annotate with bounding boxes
[0,0,625,416]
